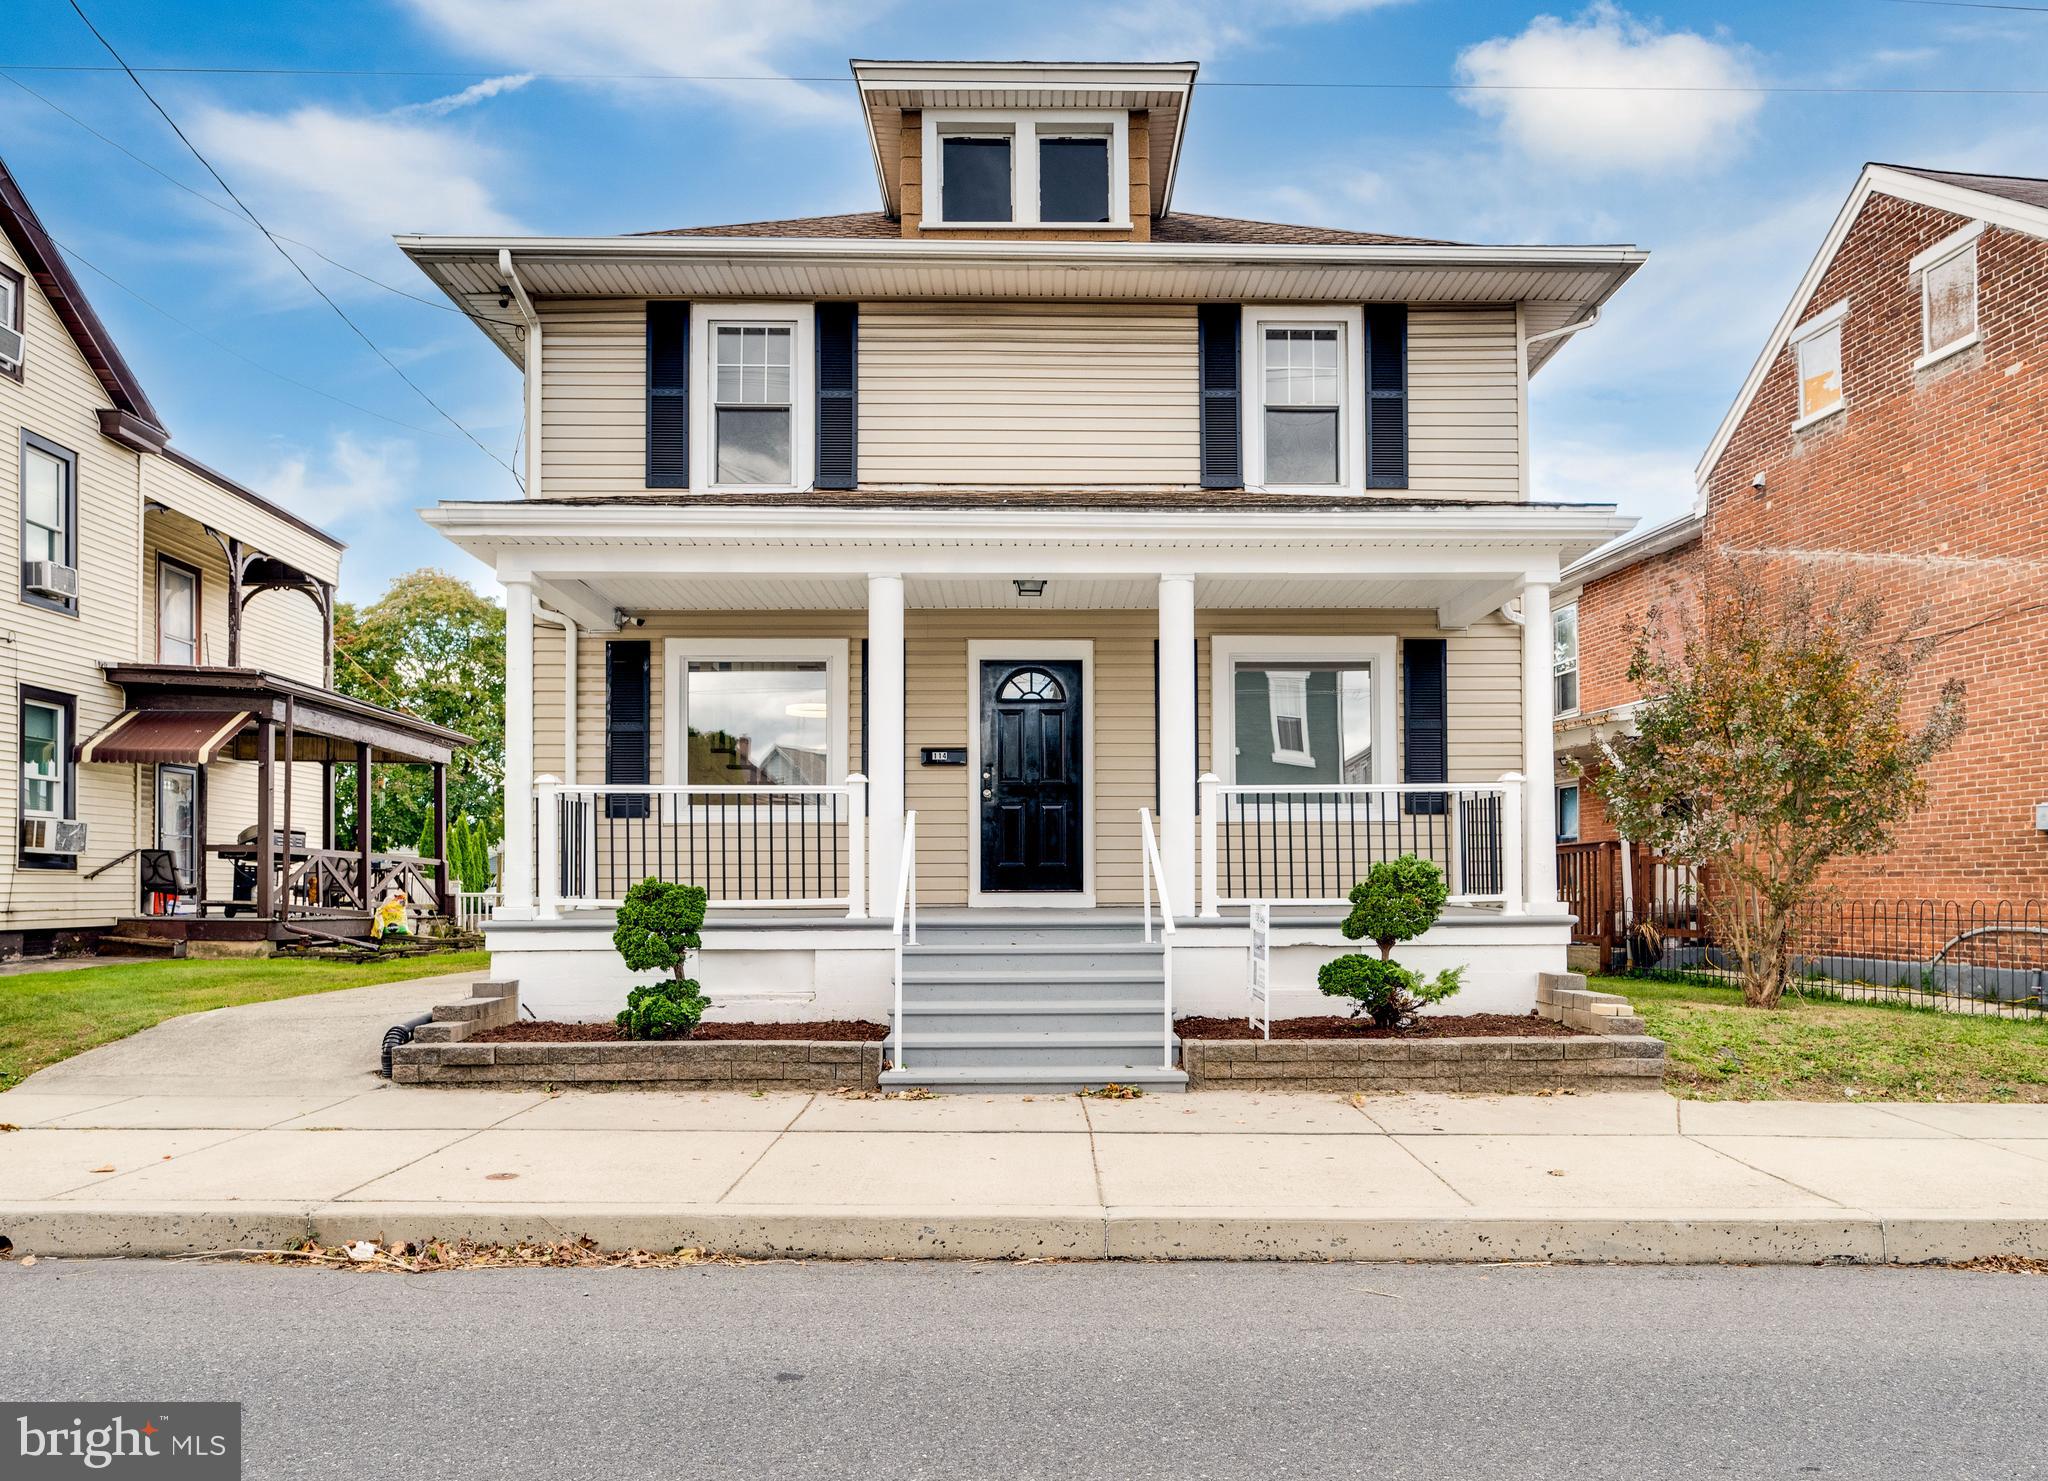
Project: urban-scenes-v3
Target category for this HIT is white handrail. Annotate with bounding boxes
[891,810,918,1071]
[1139,807,1177,1071]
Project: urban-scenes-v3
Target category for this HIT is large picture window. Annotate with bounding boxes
[663,638,849,793]
[1212,636,1396,792]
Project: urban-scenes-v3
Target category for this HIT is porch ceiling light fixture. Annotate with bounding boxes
[1013,579,1047,598]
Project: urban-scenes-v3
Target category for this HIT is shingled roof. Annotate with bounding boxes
[1885,165,2048,213]
[637,210,1454,247]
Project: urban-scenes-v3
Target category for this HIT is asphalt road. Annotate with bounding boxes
[4,1259,2045,1480]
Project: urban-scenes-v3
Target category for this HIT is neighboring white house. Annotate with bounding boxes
[406,58,1643,1088]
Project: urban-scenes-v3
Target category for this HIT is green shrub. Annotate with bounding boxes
[1320,855,1464,1028]
[612,879,712,1040]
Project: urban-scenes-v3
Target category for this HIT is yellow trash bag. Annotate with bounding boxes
[372,889,412,939]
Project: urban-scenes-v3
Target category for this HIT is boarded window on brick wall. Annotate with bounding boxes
[1923,244,1978,358]
[1794,314,1845,422]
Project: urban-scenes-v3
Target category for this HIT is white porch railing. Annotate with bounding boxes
[890,810,918,1070]
[1138,807,1176,1070]
[454,888,497,933]
[536,776,868,917]
[1198,774,1524,917]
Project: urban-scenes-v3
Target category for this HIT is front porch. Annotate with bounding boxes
[435,496,1625,1036]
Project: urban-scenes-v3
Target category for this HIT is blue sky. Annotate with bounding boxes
[5,0,2046,600]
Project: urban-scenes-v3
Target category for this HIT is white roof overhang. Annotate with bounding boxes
[424,500,1633,628]
[400,235,1648,364]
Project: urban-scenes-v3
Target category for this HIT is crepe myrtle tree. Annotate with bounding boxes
[1593,558,1964,1009]
[1317,854,1465,1028]
[612,879,712,1039]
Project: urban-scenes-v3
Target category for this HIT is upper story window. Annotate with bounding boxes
[713,324,793,485]
[0,264,23,379]
[20,431,78,614]
[158,556,199,664]
[1790,300,1847,428]
[926,113,1128,228]
[1262,327,1342,486]
[1913,221,1984,369]
[1553,603,1579,716]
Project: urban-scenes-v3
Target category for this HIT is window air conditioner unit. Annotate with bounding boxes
[23,560,78,601]
[0,323,22,373]
[21,817,88,855]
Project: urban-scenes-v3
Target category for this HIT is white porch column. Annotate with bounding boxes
[500,576,537,919]
[1520,578,1558,910]
[1157,576,1197,915]
[867,573,907,914]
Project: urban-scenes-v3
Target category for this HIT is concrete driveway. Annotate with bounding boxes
[15,971,481,1099]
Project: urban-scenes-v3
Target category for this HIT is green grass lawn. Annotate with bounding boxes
[1601,974,2048,1102]
[0,950,490,1092]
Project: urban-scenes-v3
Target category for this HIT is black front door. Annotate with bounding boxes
[980,659,1084,893]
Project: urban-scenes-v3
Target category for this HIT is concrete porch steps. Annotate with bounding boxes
[888,917,1187,1094]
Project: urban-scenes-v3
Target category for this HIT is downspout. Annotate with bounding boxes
[498,248,541,502]
[1523,303,1600,352]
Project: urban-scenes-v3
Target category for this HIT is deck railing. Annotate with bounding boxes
[1199,774,1523,916]
[536,777,867,916]
[1139,807,1176,1069]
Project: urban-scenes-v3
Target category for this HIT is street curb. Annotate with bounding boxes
[5,1203,2045,1264]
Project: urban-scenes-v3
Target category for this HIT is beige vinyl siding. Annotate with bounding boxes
[858,303,1199,485]
[142,508,326,683]
[0,231,145,931]
[146,456,340,589]
[1406,305,1522,500]
[533,618,567,779]
[538,299,646,498]
[559,607,1522,909]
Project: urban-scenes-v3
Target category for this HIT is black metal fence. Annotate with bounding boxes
[1609,895,2048,1019]
[553,787,854,908]
[1210,786,1506,905]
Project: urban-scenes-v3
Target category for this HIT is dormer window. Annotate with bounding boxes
[926,112,1128,228]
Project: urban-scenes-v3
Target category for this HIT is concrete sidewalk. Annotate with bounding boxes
[4,1082,2047,1263]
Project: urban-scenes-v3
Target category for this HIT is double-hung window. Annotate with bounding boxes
[22,697,64,817]
[158,556,199,664]
[20,432,77,612]
[713,323,793,486]
[1791,301,1847,428]
[1262,327,1342,486]
[1553,603,1579,716]
[1914,222,1983,368]
[0,263,22,377]
[928,114,1127,228]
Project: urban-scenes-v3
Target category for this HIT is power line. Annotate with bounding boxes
[1,61,2047,96]
[1881,0,2048,11]
[0,68,518,325]
[61,0,519,484]
[48,232,501,445]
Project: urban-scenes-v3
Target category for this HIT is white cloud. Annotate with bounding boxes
[1454,3,1761,174]
[393,72,536,119]
[257,434,420,527]
[183,101,526,289]
[1075,0,1412,59]
[1529,435,1697,527]
[398,0,861,121]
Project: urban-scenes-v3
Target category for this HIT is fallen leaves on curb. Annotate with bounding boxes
[178,1236,756,1274]
[0,1123,18,1133]
[1952,1255,2048,1275]
[1077,1084,1144,1099]
[829,1087,937,1101]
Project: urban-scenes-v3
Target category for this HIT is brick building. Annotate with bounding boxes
[1557,163,2048,909]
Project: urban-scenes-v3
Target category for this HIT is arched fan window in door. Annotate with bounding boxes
[996,667,1067,702]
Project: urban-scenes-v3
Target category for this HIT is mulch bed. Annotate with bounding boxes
[1175,1013,1583,1040]
[472,1020,890,1044]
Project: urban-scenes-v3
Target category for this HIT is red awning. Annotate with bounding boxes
[76,709,250,765]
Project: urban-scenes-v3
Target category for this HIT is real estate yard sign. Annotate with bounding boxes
[1248,901,1272,1039]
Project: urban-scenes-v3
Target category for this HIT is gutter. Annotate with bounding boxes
[498,248,541,500]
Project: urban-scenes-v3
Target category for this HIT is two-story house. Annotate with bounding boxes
[408,59,1645,1089]
[0,154,467,958]
[1555,163,2048,963]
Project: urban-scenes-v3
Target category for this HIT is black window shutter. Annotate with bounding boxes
[1365,305,1408,489]
[1197,304,1242,488]
[815,303,858,489]
[1402,637,1447,816]
[605,639,652,819]
[646,302,690,489]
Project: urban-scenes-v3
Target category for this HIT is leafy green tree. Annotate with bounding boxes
[1593,559,1964,1008]
[332,570,505,851]
[612,879,711,1038]
[1318,855,1464,1027]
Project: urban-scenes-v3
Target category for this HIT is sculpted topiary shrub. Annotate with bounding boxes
[612,878,710,1040]
[1317,854,1464,1028]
